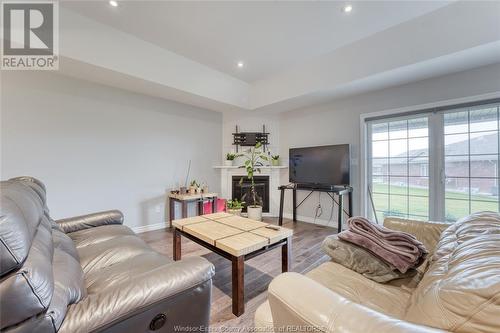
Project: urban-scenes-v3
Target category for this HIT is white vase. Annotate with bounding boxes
[224,160,233,166]
[247,206,263,221]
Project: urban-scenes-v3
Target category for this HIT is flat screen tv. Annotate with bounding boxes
[289,144,350,187]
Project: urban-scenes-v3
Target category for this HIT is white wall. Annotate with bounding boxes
[1,71,222,231]
[278,63,500,226]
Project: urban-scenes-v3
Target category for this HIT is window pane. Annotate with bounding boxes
[390,177,407,195]
[470,178,498,202]
[372,123,388,141]
[470,107,498,132]
[390,139,407,157]
[444,110,468,134]
[445,133,469,155]
[372,141,388,158]
[408,118,428,137]
[471,200,498,214]
[389,158,407,176]
[372,158,388,175]
[445,178,469,200]
[445,155,469,177]
[409,196,429,219]
[409,137,428,157]
[389,120,407,139]
[409,157,428,177]
[372,176,389,193]
[373,193,389,212]
[409,177,428,196]
[470,131,497,155]
[445,199,469,222]
[470,155,498,178]
[389,194,408,217]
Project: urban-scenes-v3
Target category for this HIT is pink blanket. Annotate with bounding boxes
[338,217,428,273]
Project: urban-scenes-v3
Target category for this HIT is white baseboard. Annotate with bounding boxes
[283,213,338,228]
[132,222,168,234]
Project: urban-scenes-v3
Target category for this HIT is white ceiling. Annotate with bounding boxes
[61,1,453,82]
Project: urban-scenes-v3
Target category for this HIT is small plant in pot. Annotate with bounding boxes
[226,199,245,216]
[271,155,280,166]
[225,153,237,166]
[189,180,199,195]
[239,142,268,221]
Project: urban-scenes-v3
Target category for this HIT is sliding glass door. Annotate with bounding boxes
[369,116,430,222]
[443,106,499,221]
[367,101,500,222]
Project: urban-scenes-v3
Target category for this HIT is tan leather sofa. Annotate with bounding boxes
[0,177,215,332]
[255,212,500,332]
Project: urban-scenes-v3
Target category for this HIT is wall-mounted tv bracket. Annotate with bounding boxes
[278,183,353,232]
[232,125,269,152]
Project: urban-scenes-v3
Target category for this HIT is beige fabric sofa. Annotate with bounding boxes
[255,212,500,333]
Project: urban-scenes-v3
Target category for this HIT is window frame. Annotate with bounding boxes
[360,94,500,223]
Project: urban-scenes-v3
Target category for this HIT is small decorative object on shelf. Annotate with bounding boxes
[189,180,199,195]
[232,125,269,152]
[239,142,268,221]
[226,199,245,216]
[225,153,237,166]
[271,155,280,166]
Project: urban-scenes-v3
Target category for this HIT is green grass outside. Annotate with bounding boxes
[372,183,498,222]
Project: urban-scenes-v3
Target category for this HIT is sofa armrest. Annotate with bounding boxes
[59,256,215,333]
[268,273,445,333]
[56,210,124,233]
[383,217,450,254]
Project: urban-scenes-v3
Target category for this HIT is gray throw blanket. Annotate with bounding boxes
[322,235,418,283]
[338,217,428,273]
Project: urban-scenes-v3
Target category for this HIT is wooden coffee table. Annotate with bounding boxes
[172,213,293,316]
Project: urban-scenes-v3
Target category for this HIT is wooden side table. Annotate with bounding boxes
[167,192,218,228]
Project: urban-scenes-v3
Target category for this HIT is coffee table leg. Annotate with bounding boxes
[173,228,181,261]
[232,255,244,316]
[282,236,292,272]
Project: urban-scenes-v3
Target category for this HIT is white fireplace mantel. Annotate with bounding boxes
[214,165,287,217]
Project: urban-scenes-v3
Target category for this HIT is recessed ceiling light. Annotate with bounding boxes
[237,61,244,68]
[342,4,353,13]
[109,1,118,7]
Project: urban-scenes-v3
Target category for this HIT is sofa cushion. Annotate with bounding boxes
[405,212,500,333]
[306,261,412,319]
[84,252,171,293]
[0,181,45,276]
[0,217,54,329]
[69,224,135,249]
[48,248,86,330]
[76,232,153,275]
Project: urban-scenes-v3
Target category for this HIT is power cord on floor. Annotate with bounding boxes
[313,192,323,223]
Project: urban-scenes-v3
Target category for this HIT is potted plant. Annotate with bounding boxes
[189,180,198,195]
[226,199,245,216]
[225,153,237,166]
[271,155,280,166]
[239,142,268,221]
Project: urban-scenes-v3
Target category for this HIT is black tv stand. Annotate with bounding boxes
[278,183,353,232]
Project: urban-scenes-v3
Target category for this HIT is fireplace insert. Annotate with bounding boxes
[232,176,270,213]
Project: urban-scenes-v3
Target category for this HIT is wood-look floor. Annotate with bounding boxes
[138,218,335,328]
